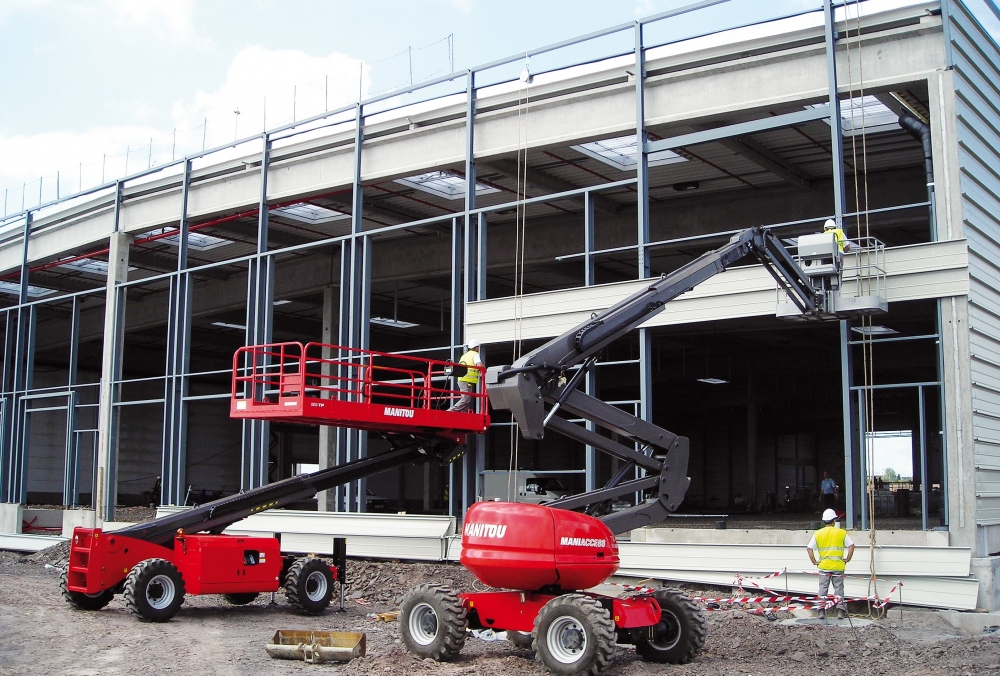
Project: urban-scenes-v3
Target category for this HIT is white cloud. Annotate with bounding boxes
[104,0,209,48]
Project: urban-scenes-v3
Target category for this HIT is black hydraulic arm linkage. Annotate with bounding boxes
[116,434,460,547]
[486,226,818,534]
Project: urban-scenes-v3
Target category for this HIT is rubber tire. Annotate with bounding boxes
[60,567,115,611]
[283,557,334,615]
[223,592,259,606]
[508,630,534,649]
[124,558,186,623]
[399,583,467,661]
[533,594,615,676]
[635,589,706,664]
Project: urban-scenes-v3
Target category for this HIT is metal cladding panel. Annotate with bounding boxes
[948,0,1000,527]
[466,241,969,344]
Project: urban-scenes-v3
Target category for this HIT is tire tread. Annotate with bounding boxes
[533,593,615,676]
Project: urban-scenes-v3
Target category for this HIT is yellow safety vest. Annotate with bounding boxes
[814,525,848,572]
[459,350,480,384]
[829,228,848,253]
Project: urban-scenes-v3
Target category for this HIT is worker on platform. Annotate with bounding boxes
[819,470,838,511]
[806,508,855,619]
[449,338,483,412]
[823,219,853,253]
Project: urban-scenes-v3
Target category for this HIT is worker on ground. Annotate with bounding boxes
[819,470,838,511]
[806,508,855,619]
[449,338,483,412]
[823,219,853,253]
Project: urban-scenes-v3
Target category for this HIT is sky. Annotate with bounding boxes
[1,0,998,211]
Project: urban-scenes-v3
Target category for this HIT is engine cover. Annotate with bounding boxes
[460,502,619,591]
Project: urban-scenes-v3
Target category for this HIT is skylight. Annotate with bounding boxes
[145,228,230,251]
[370,317,419,329]
[271,203,350,224]
[851,325,899,337]
[0,280,55,298]
[394,171,499,200]
[571,135,688,171]
[57,258,135,275]
[809,95,900,136]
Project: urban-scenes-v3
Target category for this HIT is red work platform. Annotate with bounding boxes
[230,342,489,438]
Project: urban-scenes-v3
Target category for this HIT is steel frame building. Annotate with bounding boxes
[1,0,1000,602]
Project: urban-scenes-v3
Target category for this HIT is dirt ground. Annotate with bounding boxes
[1,545,999,676]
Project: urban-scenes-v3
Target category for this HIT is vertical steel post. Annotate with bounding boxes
[858,388,869,530]
[823,0,847,226]
[477,212,488,300]
[449,217,465,516]
[634,22,651,280]
[584,191,595,287]
[14,306,36,504]
[336,241,354,511]
[351,234,372,512]
[64,297,81,507]
[162,159,193,505]
[2,213,31,504]
[840,320,858,527]
[919,385,929,531]
[242,136,273,491]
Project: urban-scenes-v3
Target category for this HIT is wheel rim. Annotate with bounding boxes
[145,574,175,610]
[649,607,682,650]
[408,602,439,646]
[547,615,587,664]
[304,570,328,602]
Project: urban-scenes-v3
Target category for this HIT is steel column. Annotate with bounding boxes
[242,137,274,491]
[1,213,30,504]
[336,240,353,511]
[823,0,847,226]
[13,306,36,504]
[64,297,82,507]
[919,385,929,531]
[584,191,595,286]
[634,22,650,279]
[840,320,859,527]
[162,159,193,506]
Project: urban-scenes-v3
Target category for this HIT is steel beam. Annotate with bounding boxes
[645,106,832,154]
[823,0,847,226]
[635,22,650,280]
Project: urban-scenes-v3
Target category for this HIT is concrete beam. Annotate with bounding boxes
[128,250,229,281]
[483,159,620,216]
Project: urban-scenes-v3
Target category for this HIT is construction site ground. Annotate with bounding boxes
[1,542,998,676]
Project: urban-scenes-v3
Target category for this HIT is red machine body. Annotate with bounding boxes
[66,528,286,596]
[460,502,619,591]
[457,502,658,633]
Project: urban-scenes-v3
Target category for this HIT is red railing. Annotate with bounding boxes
[231,342,488,426]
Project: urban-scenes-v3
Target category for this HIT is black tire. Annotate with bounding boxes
[635,589,706,664]
[399,583,467,661]
[283,557,333,615]
[123,558,185,622]
[60,567,115,611]
[223,592,259,606]
[533,594,615,676]
[508,630,534,649]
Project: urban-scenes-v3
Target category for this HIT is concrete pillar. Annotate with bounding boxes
[942,294,976,552]
[95,230,132,524]
[317,284,336,511]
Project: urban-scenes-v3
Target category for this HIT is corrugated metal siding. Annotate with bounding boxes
[949,1,1000,525]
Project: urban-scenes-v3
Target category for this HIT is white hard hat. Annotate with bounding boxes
[822,508,838,522]
[466,338,481,349]
[823,219,837,230]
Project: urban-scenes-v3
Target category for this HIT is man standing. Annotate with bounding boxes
[819,470,838,511]
[823,219,853,252]
[806,508,855,619]
[449,339,483,412]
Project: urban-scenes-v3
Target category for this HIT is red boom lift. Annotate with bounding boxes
[62,227,832,675]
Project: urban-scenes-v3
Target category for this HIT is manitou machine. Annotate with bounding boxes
[61,227,882,675]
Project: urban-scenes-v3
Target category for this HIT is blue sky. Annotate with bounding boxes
[0,0,998,205]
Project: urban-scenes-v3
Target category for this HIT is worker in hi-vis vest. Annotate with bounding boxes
[449,339,483,412]
[806,508,855,619]
[823,219,853,253]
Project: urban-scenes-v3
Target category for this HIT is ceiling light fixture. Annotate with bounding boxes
[696,377,729,385]
[673,181,700,191]
[851,325,899,336]
[370,317,419,329]
[212,322,247,331]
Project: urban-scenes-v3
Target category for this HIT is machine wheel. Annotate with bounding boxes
[508,630,535,649]
[223,593,259,606]
[533,594,615,676]
[60,567,115,611]
[399,583,467,661]
[635,589,706,664]
[123,558,186,622]
[284,556,333,615]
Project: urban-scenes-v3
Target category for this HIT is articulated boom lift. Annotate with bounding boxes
[61,226,875,676]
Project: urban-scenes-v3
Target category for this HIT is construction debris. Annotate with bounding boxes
[265,630,366,664]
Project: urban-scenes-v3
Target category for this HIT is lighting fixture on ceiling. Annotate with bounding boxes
[0,280,55,298]
[146,227,230,251]
[696,377,729,385]
[370,317,419,329]
[851,325,899,336]
[212,321,247,330]
[571,135,688,171]
[273,299,292,306]
[271,203,350,224]
[394,171,500,200]
[808,95,899,136]
[673,181,700,191]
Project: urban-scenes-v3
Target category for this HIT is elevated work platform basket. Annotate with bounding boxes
[231,342,489,436]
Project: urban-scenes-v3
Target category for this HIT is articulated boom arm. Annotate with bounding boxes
[486,227,818,534]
